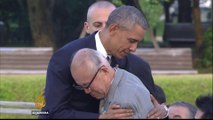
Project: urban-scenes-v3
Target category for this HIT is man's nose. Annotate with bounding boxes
[129,43,137,52]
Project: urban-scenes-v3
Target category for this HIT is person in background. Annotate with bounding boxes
[168,101,197,119]
[195,94,213,119]
[39,4,167,119]
[84,1,116,35]
[70,48,154,119]
[155,85,167,105]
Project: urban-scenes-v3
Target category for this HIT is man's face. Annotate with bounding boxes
[73,66,108,99]
[168,106,192,119]
[107,24,146,59]
[85,7,115,34]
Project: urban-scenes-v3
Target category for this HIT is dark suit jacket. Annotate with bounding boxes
[39,32,155,119]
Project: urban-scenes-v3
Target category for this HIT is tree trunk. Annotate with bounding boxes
[27,0,55,49]
[148,28,160,51]
[192,0,203,57]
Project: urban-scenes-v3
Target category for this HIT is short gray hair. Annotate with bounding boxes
[170,101,197,118]
[106,5,149,30]
[87,1,116,20]
[71,48,108,74]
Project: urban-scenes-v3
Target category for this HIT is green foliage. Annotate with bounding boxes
[138,0,164,45]
[0,0,93,48]
[0,0,32,47]
[197,27,213,73]
[52,0,93,49]
[139,0,163,29]
[112,0,123,6]
[201,27,212,67]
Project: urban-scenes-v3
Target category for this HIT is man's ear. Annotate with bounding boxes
[101,65,110,73]
[109,24,119,32]
[108,24,119,37]
[84,22,90,34]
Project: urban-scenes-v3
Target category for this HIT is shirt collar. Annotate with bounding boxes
[95,31,108,58]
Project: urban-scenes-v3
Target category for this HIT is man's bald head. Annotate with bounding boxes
[70,48,109,84]
[84,1,116,34]
[87,1,116,21]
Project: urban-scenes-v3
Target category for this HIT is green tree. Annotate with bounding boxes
[1,0,94,50]
[51,0,94,50]
[27,0,95,51]
[139,0,164,49]
[0,0,32,46]
[197,27,212,73]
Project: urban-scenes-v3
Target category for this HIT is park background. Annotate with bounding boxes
[0,0,212,119]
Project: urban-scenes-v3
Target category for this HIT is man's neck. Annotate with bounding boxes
[99,29,111,55]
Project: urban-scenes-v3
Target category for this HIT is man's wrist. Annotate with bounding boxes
[161,104,169,118]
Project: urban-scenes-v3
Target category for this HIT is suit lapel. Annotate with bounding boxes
[84,32,97,50]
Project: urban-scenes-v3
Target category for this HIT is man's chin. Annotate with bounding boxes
[91,94,102,99]
[96,96,104,100]
[117,53,128,59]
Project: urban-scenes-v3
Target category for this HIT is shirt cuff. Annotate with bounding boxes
[161,104,169,119]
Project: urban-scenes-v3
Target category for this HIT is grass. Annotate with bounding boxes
[0,75,46,102]
[154,74,212,105]
[0,114,38,119]
[0,75,46,119]
[0,74,212,119]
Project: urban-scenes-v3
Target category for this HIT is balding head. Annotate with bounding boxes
[87,1,116,21]
[84,1,116,34]
[70,48,109,84]
[70,48,115,99]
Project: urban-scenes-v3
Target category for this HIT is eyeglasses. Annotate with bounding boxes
[73,65,103,90]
